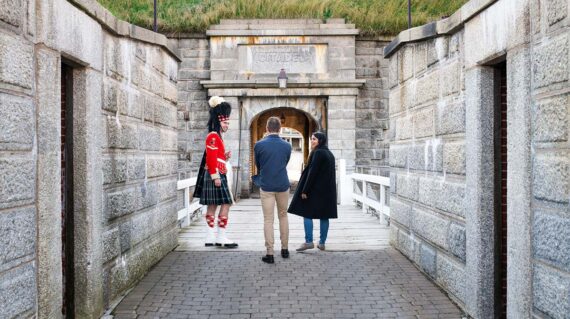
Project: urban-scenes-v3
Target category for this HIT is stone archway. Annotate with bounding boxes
[249,107,320,194]
[235,97,327,197]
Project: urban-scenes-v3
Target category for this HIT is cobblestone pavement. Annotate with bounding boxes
[112,250,464,319]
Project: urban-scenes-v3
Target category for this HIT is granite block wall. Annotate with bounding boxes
[0,0,180,317]
[355,38,390,170]
[386,0,570,318]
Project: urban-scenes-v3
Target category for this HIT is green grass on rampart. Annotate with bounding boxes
[97,0,467,36]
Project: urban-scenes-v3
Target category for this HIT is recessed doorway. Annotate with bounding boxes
[249,107,322,195]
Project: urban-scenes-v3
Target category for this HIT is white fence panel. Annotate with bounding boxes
[177,177,205,228]
[339,159,390,225]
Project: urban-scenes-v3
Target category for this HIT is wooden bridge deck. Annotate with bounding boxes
[176,198,391,251]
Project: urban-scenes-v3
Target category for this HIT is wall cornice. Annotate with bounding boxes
[384,0,498,58]
[67,0,182,61]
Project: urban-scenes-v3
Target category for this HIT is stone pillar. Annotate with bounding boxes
[506,46,532,319]
[72,69,104,318]
[35,46,63,319]
[464,66,496,319]
[327,95,356,169]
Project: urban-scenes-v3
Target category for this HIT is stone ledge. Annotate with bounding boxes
[384,0,498,57]
[220,18,338,25]
[206,29,360,37]
[67,0,181,61]
[209,23,356,30]
[200,79,366,89]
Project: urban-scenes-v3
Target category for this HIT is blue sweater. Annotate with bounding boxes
[253,134,292,192]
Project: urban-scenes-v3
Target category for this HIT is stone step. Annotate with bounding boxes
[206,29,360,37]
[220,19,325,25]
[209,23,356,30]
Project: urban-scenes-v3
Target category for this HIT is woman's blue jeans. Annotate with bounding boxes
[304,218,329,245]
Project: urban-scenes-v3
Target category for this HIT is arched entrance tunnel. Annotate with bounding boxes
[236,97,328,198]
[249,107,321,195]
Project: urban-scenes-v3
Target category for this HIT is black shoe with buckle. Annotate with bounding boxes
[281,249,290,258]
[261,255,275,264]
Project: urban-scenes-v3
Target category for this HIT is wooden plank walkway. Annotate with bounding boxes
[176,198,391,251]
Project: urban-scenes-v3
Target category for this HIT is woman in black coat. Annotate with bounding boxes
[288,132,337,251]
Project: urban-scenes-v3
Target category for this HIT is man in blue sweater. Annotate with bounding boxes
[253,117,292,264]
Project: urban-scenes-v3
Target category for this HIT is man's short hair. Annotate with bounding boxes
[266,117,281,133]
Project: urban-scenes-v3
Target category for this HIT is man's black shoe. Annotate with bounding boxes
[262,255,275,264]
[281,249,290,258]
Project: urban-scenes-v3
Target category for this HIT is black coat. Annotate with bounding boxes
[288,147,338,219]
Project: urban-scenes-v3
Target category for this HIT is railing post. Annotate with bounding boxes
[380,184,386,224]
[183,186,190,227]
[362,179,367,214]
[339,159,352,205]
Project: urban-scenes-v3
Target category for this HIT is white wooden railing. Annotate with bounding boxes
[339,159,391,225]
[177,177,205,228]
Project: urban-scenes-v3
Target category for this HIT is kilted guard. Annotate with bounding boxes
[193,96,238,248]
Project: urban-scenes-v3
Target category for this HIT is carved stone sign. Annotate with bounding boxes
[238,44,327,74]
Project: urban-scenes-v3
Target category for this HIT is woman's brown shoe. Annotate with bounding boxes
[296,242,315,251]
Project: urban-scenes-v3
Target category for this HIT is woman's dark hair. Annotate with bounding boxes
[312,131,328,149]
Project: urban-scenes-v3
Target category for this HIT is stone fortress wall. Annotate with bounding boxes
[0,0,179,317]
[386,0,569,318]
[172,29,391,183]
[2,0,568,318]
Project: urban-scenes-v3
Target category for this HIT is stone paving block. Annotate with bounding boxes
[0,262,36,318]
[105,36,129,80]
[443,141,465,175]
[139,125,160,151]
[415,71,439,107]
[419,243,437,278]
[390,197,412,228]
[0,158,35,209]
[436,253,465,302]
[440,62,460,97]
[0,93,33,151]
[546,0,567,26]
[397,174,419,201]
[533,34,568,89]
[102,228,120,263]
[436,181,465,218]
[533,153,569,203]
[413,107,434,138]
[414,43,428,75]
[396,115,413,140]
[103,80,126,113]
[447,223,466,263]
[388,54,398,88]
[107,117,139,150]
[139,182,159,210]
[106,187,139,220]
[532,211,570,272]
[113,249,461,318]
[0,32,33,89]
[418,177,439,208]
[401,46,414,82]
[103,158,127,185]
[436,100,465,135]
[533,94,568,142]
[389,144,408,168]
[412,207,449,249]
[533,264,570,319]
[127,157,145,181]
[0,207,35,267]
[0,0,24,28]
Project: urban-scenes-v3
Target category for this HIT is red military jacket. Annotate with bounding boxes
[205,132,228,179]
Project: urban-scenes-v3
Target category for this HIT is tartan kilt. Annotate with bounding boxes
[199,173,234,205]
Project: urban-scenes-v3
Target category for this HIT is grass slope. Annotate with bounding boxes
[97,0,467,36]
